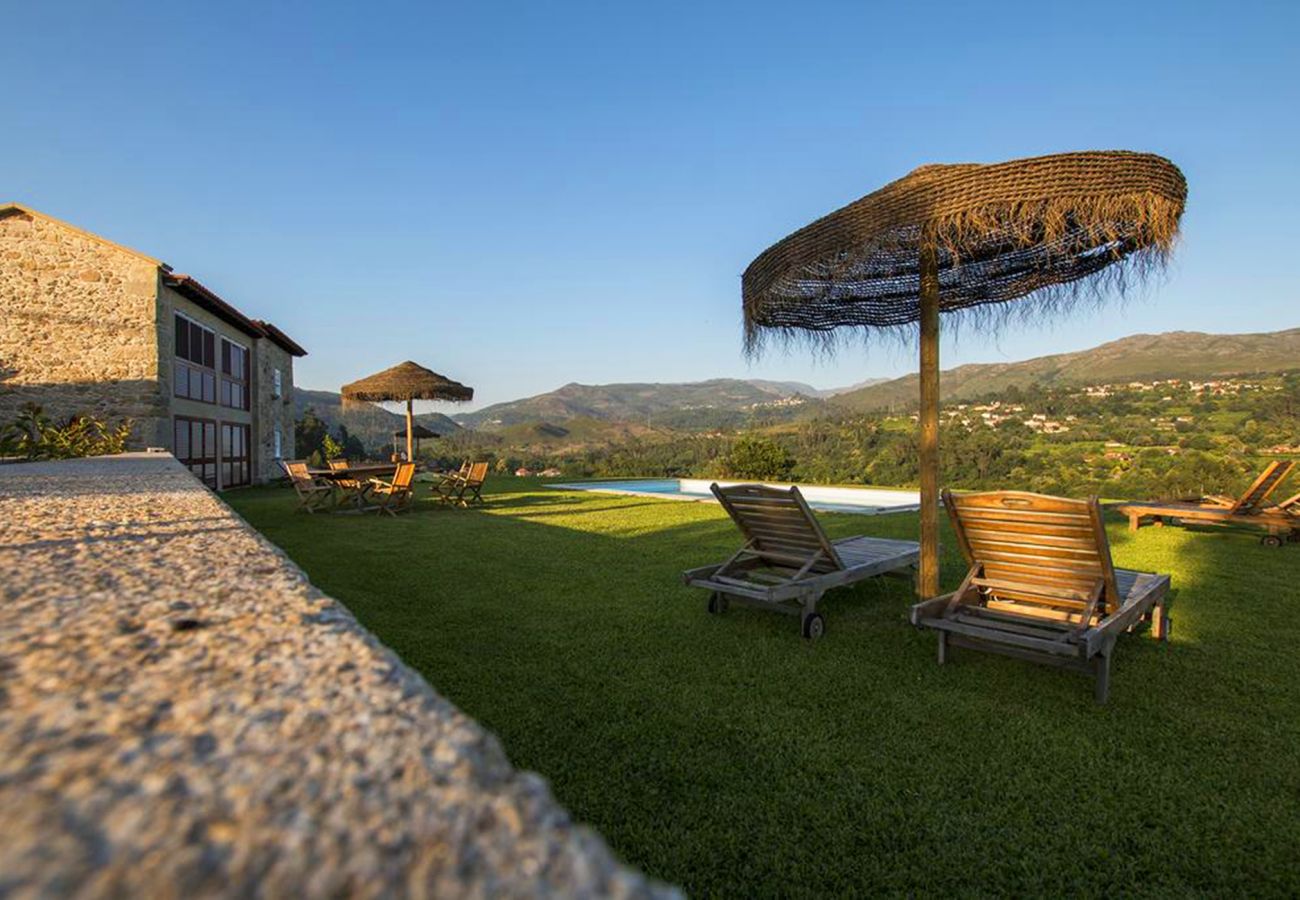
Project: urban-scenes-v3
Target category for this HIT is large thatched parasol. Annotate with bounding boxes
[342,361,472,461]
[742,150,1186,598]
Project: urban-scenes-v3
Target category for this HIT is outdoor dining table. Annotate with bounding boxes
[309,463,400,511]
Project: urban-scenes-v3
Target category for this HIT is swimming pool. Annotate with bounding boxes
[548,478,921,515]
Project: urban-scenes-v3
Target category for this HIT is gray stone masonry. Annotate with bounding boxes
[0,454,677,898]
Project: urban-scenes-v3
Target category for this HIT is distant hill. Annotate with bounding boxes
[817,377,890,398]
[454,378,828,429]
[293,388,461,453]
[832,328,1300,411]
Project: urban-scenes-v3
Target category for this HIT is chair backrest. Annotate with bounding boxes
[1231,460,1295,514]
[944,490,1119,617]
[465,462,489,486]
[1275,491,1300,514]
[328,459,350,472]
[711,483,844,573]
[283,460,313,485]
[392,462,417,489]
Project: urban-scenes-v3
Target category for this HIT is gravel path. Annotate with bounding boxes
[0,455,676,898]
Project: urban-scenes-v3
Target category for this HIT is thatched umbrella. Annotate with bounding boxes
[742,150,1186,598]
[342,361,472,462]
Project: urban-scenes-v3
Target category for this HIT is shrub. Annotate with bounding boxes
[1,403,132,460]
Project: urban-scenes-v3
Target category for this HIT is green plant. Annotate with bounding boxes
[321,433,344,461]
[1,403,132,460]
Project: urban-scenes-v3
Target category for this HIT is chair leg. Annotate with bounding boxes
[1151,597,1170,641]
[937,631,948,665]
[1093,652,1111,705]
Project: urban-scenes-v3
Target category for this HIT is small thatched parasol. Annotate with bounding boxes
[743,150,1186,598]
[342,361,472,461]
[392,424,442,457]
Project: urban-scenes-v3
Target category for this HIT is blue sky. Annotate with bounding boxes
[4,1,1297,411]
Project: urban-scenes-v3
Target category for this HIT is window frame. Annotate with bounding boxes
[174,415,218,488]
[173,311,217,405]
[220,336,251,411]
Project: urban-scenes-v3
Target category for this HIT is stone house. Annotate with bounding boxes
[0,203,306,488]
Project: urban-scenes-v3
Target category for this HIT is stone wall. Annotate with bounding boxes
[0,454,675,898]
[254,337,295,481]
[0,208,167,446]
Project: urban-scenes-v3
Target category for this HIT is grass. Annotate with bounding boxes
[227,478,1300,896]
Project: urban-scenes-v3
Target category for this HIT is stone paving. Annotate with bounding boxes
[0,454,675,898]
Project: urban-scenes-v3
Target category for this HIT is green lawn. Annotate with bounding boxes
[227,478,1300,896]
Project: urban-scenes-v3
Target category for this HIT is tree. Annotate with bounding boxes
[723,435,794,480]
[295,408,328,462]
[335,424,366,460]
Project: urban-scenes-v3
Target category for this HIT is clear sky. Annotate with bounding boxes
[4,0,1297,412]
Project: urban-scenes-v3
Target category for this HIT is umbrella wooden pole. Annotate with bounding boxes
[917,238,941,599]
[405,398,415,462]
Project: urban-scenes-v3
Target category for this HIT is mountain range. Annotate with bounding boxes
[453,378,844,429]
[832,327,1300,411]
[294,327,1298,450]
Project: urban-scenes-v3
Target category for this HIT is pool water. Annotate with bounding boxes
[548,478,920,516]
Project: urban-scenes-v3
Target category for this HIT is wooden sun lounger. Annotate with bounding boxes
[911,490,1171,704]
[1114,460,1298,547]
[682,483,919,640]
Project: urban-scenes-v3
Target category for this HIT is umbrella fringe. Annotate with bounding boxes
[742,151,1186,358]
[744,242,1171,360]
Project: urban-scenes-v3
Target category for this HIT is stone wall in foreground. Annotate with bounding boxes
[0,454,675,898]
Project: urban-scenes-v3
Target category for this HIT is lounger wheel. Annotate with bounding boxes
[707,592,729,615]
[801,613,825,641]
[1261,534,1283,548]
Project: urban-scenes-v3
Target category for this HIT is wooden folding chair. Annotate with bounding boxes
[367,462,417,516]
[283,460,334,513]
[439,462,488,507]
[433,459,471,496]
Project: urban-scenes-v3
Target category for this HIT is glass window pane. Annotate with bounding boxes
[174,362,187,397]
[205,423,216,456]
[204,373,216,403]
[175,315,188,361]
[221,340,230,376]
[203,331,215,369]
[189,322,202,362]
[175,419,189,459]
